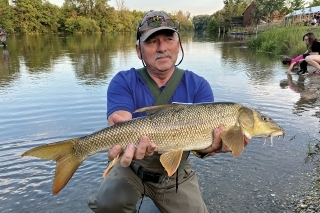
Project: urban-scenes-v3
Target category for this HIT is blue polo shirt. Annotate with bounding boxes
[107,67,214,118]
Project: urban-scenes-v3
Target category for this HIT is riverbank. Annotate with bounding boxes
[248,26,320,212]
[247,26,320,57]
[286,90,320,212]
[287,141,320,212]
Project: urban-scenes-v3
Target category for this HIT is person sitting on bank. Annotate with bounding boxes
[284,32,320,75]
[304,32,320,74]
[87,10,251,213]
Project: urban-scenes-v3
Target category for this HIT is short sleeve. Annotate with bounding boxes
[193,78,214,103]
[107,72,135,118]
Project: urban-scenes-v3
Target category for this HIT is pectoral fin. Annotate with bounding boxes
[220,126,244,158]
[160,149,183,177]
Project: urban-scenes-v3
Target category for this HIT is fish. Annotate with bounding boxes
[21,102,285,195]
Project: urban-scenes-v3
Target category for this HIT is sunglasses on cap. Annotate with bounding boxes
[141,15,177,29]
[137,15,179,39]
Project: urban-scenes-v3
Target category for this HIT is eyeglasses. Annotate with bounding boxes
[138,15,179,33]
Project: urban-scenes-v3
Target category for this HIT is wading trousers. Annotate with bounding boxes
[87,159,208,213]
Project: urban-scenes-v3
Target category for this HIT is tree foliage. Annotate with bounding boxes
[254,0,285,22]
[0,0,193,34]
[309,0,320,7]
[192,15,211,32]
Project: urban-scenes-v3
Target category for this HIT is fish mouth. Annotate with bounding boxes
[270,129,285,139]
[254,129,285,141]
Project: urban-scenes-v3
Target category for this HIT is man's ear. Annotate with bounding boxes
[136,44,142,60]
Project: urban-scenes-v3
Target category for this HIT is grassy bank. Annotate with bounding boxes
[247,26,320,57]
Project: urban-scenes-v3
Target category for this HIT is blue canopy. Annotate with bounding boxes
[285,6,320,18]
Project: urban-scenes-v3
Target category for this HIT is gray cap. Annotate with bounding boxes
[137,10,179,42]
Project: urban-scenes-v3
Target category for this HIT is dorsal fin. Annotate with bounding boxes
[134,103,181,116]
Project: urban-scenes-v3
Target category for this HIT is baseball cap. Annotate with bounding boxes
[137,10,179,42]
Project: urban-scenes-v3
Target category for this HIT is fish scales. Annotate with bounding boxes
[74,103,242,159]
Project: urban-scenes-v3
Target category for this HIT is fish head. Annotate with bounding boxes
[238,107,285,139]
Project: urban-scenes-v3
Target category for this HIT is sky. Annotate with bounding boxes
[47,0,224,16]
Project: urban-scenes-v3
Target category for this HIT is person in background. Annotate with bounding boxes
[283,54,308,75]
[284,32,320,75]
[311,16,318,26]
[0,28,7,47]
[87,10,250,213]
[304,32,320,74]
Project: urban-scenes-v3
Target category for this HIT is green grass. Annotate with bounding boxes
[247,26,320,57]
[306,131,316,156]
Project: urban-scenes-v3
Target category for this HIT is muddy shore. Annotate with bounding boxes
[286,142,320,212]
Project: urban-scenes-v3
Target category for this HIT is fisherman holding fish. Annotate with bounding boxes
[21,10,285,213]
[87,10,251,213]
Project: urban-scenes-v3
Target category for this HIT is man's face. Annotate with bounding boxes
[137,30,180,72]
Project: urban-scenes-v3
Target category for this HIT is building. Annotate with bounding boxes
[242,1,258,26]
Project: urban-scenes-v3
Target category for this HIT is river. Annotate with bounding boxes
[0,33,319,212]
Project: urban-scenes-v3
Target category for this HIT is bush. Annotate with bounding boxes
[64,17,100,33]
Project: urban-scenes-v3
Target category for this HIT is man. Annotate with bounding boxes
[87,10,250,213]
[0,28,7,47]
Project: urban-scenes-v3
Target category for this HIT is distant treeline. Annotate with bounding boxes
[0,0,194,34]
[2,0,319,35]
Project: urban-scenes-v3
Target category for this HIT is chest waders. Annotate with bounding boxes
[134,67,188,208]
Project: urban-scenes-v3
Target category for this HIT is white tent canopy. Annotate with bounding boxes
[285,6,320,18]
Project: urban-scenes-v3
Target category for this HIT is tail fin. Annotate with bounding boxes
[21,139,82,195]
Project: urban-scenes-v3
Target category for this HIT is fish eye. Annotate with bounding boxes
[261,116,270,121]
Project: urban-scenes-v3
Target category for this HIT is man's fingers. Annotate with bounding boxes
[211,126,225,151]
[145,142,156,156]
[107,145,122,161]
[120,144,135,167]
[244,136,250,146]
[135,136,149,160]
[220,142,231,153]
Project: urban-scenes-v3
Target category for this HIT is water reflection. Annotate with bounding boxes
[0,45,20,89]
[280,74,319,114]
[3,45,9,61]
[0,34,137,88]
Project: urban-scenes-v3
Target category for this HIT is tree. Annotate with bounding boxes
[192,15,211,32]
[0,0,13,32]
[207,16,218,33]
[254,0,285,22]
[309,0,320,7]
[171,10,194,31]
[290,0,307,10]
[39,2,61,33]
[12,0,44,33]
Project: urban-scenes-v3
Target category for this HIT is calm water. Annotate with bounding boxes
[1,33,320,213]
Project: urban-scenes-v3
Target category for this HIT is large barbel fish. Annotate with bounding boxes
[22,102,285,194]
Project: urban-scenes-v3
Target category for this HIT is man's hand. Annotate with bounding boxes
[196,126,250,157]
[107,113,156,167]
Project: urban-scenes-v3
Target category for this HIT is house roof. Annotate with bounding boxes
[285,6,320,18]
[243,1,255,15]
